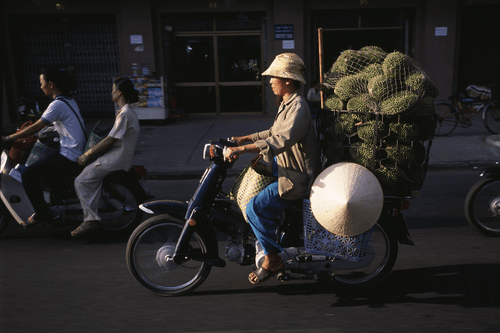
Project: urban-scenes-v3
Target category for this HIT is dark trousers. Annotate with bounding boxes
[21,151,78,217]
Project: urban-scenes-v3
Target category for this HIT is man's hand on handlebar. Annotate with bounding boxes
[223,146,240,162]
[223,140,260,162]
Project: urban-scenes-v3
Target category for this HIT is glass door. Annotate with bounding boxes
[169,35,217,114]
[164,12,265,116]
[217,34,264,114]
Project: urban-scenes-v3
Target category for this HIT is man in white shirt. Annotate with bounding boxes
[306,82,321,115]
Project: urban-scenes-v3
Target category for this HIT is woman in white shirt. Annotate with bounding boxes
[71,77,140,237]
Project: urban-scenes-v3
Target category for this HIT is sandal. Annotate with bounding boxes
[71,221,100,238]
[21,212,53,229]
[21,213,40,229]
[248,260,284,285]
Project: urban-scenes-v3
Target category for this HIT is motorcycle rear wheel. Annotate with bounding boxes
[464,177,500,237]
[0,202,10,235]
[329,222,399,290]
[98,181,143,233]
[126,214,212,296]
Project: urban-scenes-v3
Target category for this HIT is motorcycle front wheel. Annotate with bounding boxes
[329,222,399,290]
[464,177,500,237]
[126,214,212,296]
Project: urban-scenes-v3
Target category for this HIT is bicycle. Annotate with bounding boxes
[434,84,499,136]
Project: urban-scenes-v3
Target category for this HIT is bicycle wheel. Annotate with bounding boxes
[464,177,500,237]
[434,102,459,136]
[482,103,500,134]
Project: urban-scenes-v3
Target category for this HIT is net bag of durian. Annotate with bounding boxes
[317,46,438,196]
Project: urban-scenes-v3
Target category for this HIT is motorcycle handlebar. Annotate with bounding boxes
[222,147,239,162]
[203,138,238,163]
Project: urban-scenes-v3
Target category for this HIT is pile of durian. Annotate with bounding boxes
[318,46,438,196]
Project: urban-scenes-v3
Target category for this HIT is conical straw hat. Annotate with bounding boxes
[309,162,383,236]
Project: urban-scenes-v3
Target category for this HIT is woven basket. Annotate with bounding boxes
[229,158,276,222]
[84,131,104,153]
[303,199,373,262]
[84,120,105,153]
[25,140,58,166]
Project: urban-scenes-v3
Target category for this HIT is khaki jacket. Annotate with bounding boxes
[252,92,321,200]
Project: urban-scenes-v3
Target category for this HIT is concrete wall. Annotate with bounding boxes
[265,0,306,114]
[117,0,156,76]
[421,0,459,100]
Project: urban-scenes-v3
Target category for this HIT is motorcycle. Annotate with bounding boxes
[16,97,44,122]
[126,138,415,296]
[464,162,500,236]
[0,129,153,236]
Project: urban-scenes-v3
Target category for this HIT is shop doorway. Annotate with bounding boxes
[163,12,266,116]
[457,4,500,99]
[311,8,413,80]
[8,14,120,119]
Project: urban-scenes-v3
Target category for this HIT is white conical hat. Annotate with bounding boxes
[309,162,383,236]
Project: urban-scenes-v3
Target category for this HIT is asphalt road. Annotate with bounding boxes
[1,168,499,333]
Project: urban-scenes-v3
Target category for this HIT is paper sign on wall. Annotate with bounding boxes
[435,27,448,36]
[130,35,143,44]
[283,40,295,49]
[275,25,294,40]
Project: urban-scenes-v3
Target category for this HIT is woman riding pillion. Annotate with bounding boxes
[1,69,86,228]
[71,77,140,237]
[224,53,321,284]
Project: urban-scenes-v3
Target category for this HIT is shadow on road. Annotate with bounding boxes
[331,263,500,308]
[190,263,499,309]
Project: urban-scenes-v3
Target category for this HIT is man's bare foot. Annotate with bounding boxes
[248,252,284,284]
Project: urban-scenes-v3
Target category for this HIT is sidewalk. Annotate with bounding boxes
[428,135,498,168]
[88,115,276,178]
[87,115,500,178]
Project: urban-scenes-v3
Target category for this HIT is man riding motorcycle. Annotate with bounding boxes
[2,68,86,228]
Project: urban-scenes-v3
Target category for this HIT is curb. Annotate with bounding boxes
[145,170,243,181]
[426,161,497,169]
[144,161,498,180]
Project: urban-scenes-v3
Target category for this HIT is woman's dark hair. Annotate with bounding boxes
[114,77,139,104]
[41,68,77,96]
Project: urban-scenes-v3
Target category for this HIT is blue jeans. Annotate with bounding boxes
[246,181,293,255]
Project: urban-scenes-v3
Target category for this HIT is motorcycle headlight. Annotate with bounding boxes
[203,143,212,161]
[1,151,7,173]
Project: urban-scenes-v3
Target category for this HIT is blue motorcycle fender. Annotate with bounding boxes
[139,200,188,220]
[378,212,414,246]
[480,165,500,177]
